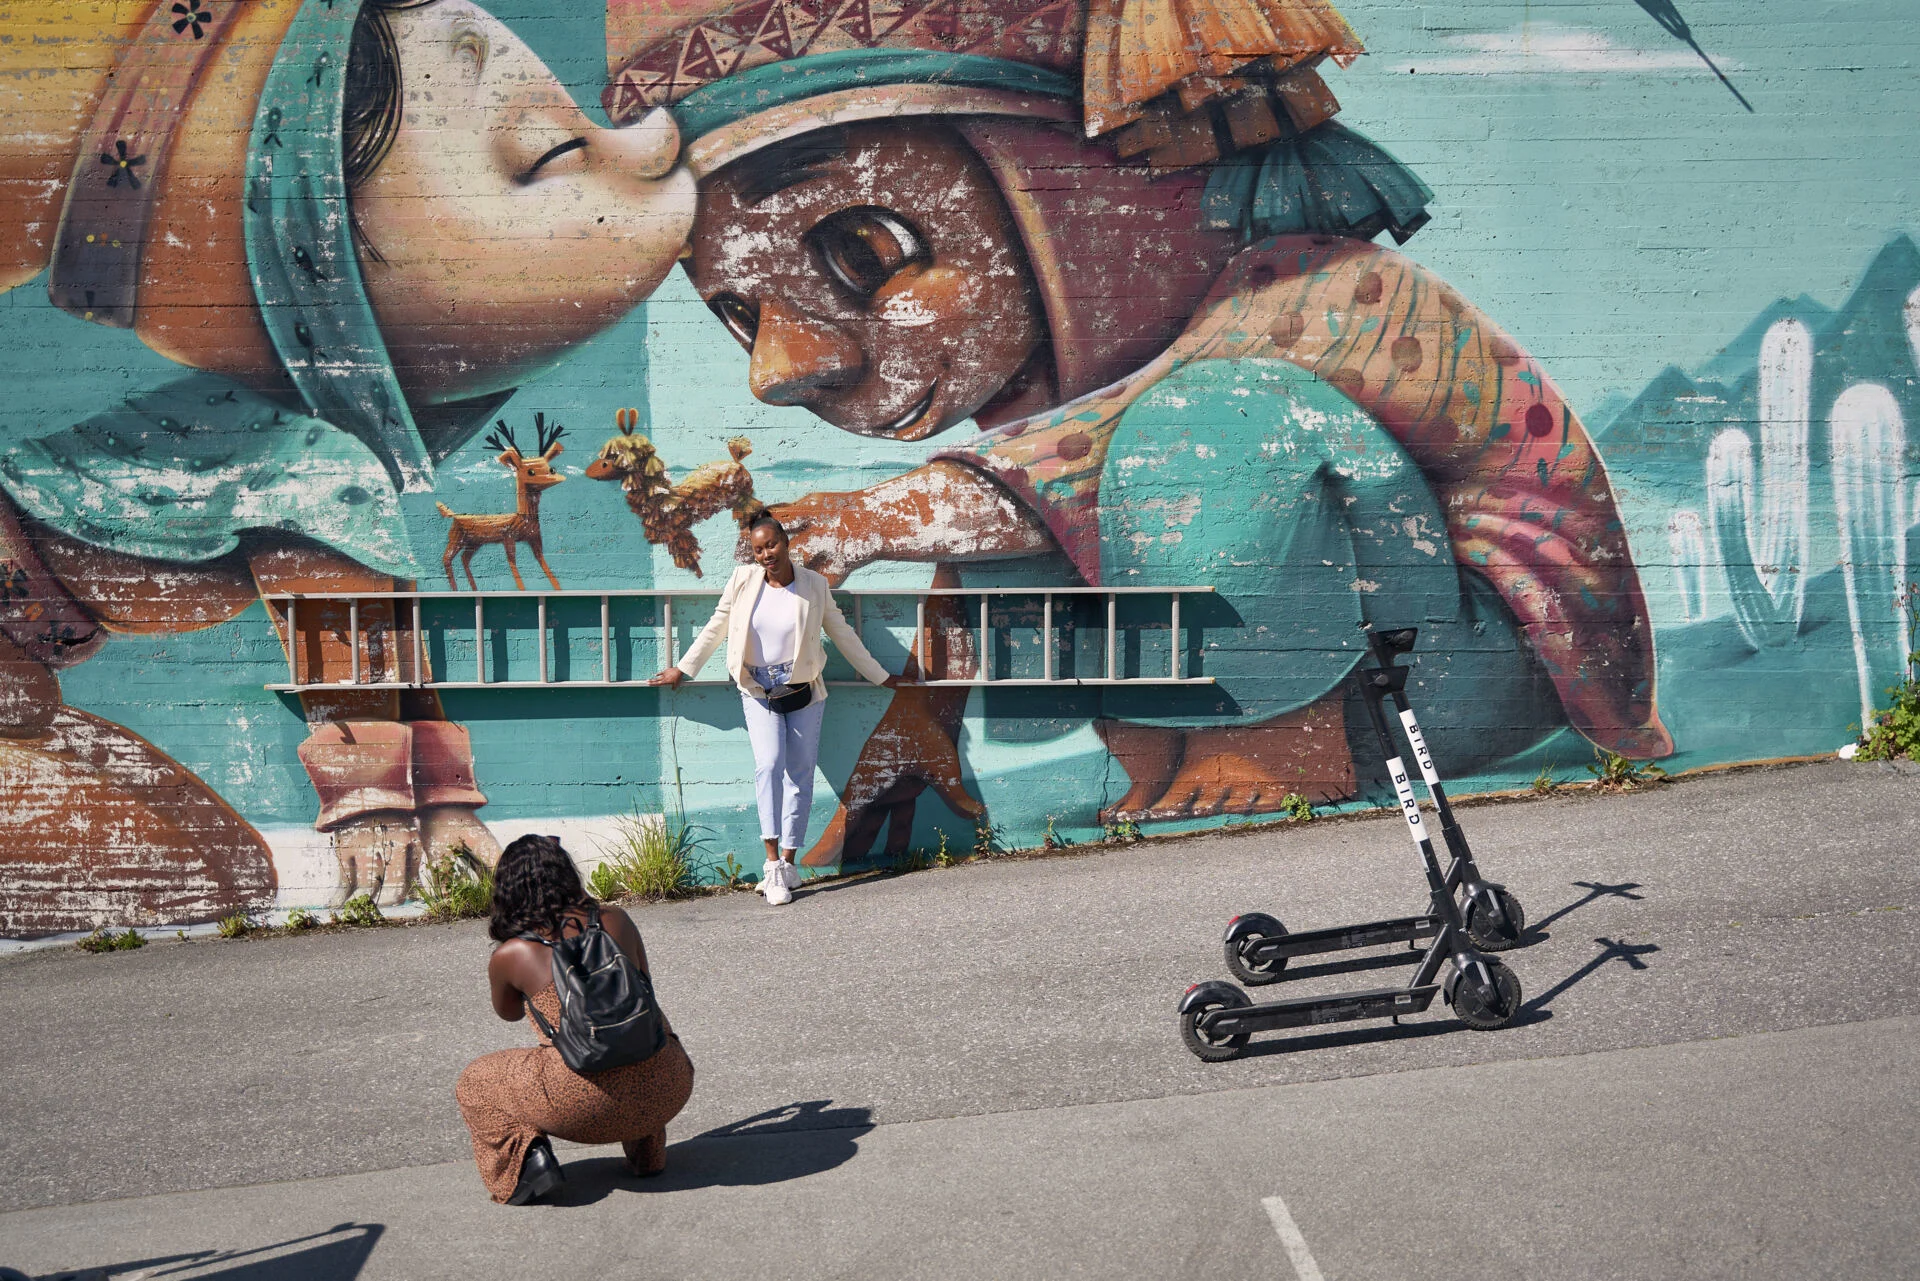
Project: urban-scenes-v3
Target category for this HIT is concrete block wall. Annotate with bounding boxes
[1,0,1914,935]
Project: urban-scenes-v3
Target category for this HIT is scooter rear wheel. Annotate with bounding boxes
[1464,889,1527,952]
[1449,958,1522,1030]
[1180,988,1253,1061]
[1224,915,1290,985]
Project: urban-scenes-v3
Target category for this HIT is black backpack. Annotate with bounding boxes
[521,905,667,1073]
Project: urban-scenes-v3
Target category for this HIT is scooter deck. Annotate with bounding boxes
[1245,914,1438,963]
[1204,983,1443,1036]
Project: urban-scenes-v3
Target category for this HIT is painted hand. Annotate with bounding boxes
[766,491,870,586]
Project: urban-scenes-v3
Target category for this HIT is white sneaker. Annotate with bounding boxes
[761,858,793,905]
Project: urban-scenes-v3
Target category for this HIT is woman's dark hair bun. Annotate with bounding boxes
[742,508,784,539]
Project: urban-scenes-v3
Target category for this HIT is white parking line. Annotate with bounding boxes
[1262,1194,1328,1281]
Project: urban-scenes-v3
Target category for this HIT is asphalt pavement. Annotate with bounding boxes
[1,760,1916,1279]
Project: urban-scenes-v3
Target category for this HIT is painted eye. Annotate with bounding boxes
[708,292,759,347]
[808,207,929,300]
[514,137,588,187]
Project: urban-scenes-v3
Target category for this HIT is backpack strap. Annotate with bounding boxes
[512,928,566,1040]
[524,1001,560,1041]
[553,904,599,939]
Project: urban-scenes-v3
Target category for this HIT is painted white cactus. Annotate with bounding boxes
[1705,318,1812,649]
[1905,282,1920,369]
[1668,510,1710,623]
[1831,383,1909,724]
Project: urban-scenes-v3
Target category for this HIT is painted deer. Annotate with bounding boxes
[435,415,567,590]
[586,408,762,577]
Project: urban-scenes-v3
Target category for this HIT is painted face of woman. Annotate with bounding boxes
[352,0,696,404]
[686,121,1048,442]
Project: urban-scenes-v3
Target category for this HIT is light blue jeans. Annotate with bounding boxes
[743,663,826,850]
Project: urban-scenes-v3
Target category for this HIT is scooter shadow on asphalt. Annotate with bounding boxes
[549,1101,876,1205]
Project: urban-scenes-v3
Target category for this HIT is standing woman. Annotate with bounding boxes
[651,515,900,903]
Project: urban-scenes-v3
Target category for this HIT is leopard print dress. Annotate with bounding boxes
[455,985,695,1202]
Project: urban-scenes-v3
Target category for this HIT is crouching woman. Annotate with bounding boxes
[456,835,695,1204]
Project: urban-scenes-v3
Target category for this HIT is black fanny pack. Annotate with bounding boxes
[764,681,813,715]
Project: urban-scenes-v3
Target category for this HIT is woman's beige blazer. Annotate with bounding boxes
[675,563,890,701]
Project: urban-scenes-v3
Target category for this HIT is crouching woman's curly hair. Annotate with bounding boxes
[489,834,592,943]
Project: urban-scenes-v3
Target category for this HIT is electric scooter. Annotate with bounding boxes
[1177,635,1525,1060]
[1222,627,1525,988]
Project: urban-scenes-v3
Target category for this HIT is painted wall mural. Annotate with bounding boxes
[1,0,1915,936]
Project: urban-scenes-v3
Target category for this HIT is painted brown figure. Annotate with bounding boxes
[670,30,1666,862]
[686,121,1276,859]
[438,417,568,591]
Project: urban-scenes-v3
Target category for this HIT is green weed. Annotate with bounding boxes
[1858,679,1920,761]
[419,845,495,921]
[217,912,255,940]
[284,909,319,932]
[1530,762,1560,796]
[972,819,1005,858]
[594,811,705,900]
[1279,792,1314,822]
[1041,816,1072,851]
[895,847,929,874]
[1102,819,1143,844]
[586,861,624,901]
[933,829,956,868]
[1587,749,1668,791]
[706,851,754,892]
[1857,584,1920,761]
[77,927,145,953]
[334,894,383,928]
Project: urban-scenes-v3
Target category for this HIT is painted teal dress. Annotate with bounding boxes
[941,331,1561,766]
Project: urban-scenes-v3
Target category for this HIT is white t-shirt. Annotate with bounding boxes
[747,578,802,666]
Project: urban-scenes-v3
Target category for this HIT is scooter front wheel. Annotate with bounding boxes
[1448,958,1522,1030]
[1180,987,1253,1061]
[1464,888,1527,952]
[1224,913,1290,985]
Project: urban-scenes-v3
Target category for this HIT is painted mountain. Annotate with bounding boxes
[1593,235,1920,768]
[1596,235,1920,508]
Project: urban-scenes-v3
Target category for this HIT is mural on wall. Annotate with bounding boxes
[621,0,1669,864]
[1,0,1915,935]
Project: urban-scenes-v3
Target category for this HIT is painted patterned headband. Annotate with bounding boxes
[608,0,1366,174]
[670,48,1080,178]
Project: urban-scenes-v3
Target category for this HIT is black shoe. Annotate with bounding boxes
[506,1136,565,1205]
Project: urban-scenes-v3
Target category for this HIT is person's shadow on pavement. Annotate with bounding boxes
[550,1100,874,1206]
[7,1222,384,1280]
